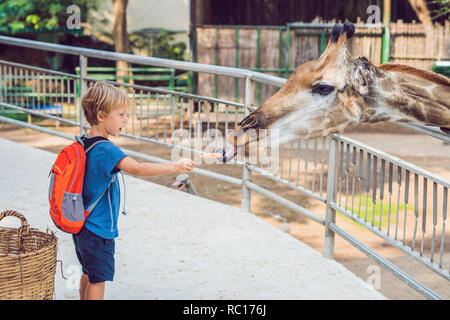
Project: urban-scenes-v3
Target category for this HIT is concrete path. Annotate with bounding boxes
[0,137,386,299]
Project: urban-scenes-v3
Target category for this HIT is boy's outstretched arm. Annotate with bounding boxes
[117,156,195,177]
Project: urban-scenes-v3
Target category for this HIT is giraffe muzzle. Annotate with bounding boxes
[239,112,261,130]
[218,111,270,163]
[232,111,268,145]
[242,111,270,130]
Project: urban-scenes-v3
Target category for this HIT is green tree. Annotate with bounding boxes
[428,0,450,21]
[407,0,450,24]
[151,31,187,61]
[0,0,97,32]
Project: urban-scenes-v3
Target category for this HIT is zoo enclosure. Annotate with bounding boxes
[0,35,448,300]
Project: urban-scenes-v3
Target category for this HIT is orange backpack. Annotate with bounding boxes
[48,136,109,234]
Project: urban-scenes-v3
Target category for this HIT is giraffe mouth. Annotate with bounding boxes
[219,125,270,163]
[217,125,253,163]
[217,110,273,163]
[229,111,268,144]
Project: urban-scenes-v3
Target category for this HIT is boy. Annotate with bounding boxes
[74,81,195,300]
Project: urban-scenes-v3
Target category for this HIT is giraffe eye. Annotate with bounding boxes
[312,83,335,95]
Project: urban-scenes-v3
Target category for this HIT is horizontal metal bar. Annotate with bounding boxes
[245,181,325,225]
[286,22,386,29]
[329,201,450,280]
[199,23,385,31]
[247,163,326,202]
[0,115,76,139]
[0,102,78,126]
[0,35,285,87]
[84,76,246,109]
[118,131,247,167]
[0,59,78,79]
[328,222,442,300]
[395,123,450,143]
[333,135,450,188]
[390,56,450,61]
[0,115,243,187]
[123,149,243,187]
[199,25,287,30]
[85,67,176,72]
[118,131,208,156]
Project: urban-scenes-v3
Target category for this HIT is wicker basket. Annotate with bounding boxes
[0,210,58,300]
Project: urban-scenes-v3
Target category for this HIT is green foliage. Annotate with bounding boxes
[153,31,187,61]
[0,0,97,32]
[428,0,450,21]
[343,194,415,229]
[131,30,187,61]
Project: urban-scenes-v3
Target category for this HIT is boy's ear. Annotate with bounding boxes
[97,111,106,122]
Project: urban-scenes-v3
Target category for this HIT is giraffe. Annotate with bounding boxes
[222,22,450,160]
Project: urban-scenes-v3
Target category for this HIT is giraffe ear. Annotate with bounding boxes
[351,66,369,95]
[351,58,373,96]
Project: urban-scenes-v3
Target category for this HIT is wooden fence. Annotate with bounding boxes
[390,20,450,69]
[196,20,450,104]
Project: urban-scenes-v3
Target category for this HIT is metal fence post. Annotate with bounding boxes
[324,136,338,259]
[79,55,87,135]
[0,64,3,122]
[241,76,254,212]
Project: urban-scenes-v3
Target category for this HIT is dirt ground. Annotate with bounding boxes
[0,120,448,300]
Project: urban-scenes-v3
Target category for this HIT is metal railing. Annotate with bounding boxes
[0,35,448,300]
[330,135,449,278]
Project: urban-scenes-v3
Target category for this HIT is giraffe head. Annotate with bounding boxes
[228,22,382,148]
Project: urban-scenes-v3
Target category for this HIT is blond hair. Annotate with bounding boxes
[82,81,129,126]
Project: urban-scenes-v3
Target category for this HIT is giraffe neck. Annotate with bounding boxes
[368,68,450,128]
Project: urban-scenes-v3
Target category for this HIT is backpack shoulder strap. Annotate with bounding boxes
[85,139,109,154]
[75,135,110,154]
[86,176,115,213]
[74,135,85,147]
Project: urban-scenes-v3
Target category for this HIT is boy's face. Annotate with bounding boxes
[100,105,129,137]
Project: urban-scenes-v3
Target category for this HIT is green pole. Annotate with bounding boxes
[256,27,261,105]
[214,27,219,98]
[381,0,391,64]
[320,29,326,54]
[284,24,290,79]
[235,27,240,102]
[169,69,175,91]
[278,28,283,78]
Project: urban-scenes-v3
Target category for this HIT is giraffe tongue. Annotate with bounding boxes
[216,146,238,163]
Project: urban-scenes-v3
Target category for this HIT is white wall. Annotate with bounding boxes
[127,0,189,33]
[86,0,190,51]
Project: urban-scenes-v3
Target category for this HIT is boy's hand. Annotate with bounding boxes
[175,158,195,173]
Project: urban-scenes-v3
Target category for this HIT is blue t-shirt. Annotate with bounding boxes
[82,138,127,239]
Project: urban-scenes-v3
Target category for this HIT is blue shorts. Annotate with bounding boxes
[72,227,115,284]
